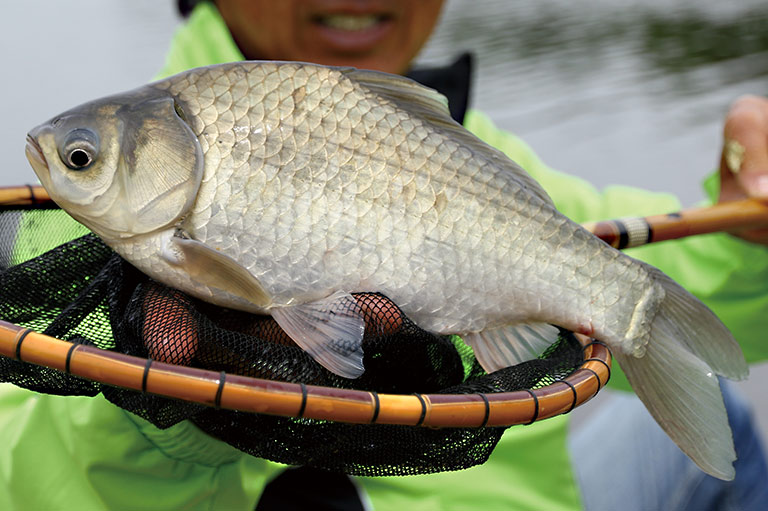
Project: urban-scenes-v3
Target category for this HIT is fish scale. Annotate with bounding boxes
[26,61,748,479]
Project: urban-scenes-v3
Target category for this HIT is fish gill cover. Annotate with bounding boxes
[0,204,584,475]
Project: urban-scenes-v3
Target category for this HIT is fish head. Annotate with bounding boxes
[26,86,204,240]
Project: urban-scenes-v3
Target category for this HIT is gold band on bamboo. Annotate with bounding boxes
[478,393,491,428]
[14,329,32,361]
[585,340,609,351]
[297,383,308,418]
[413,393,427,426]
[585,357,612,382]
[26,184,37,204]
[524,389,539,425]
[214,371,226,408]
[65,342,78,374]
[370,392,381,424]
[141,358,153,393]
[561,380,578,413]
[620,217,651,249]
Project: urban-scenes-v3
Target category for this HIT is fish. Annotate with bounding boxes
[25,61,747,480]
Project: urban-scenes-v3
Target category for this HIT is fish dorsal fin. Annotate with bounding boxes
[463,322,560,373]
[343,67,451,122]
[344,68,554,206]
[271,292,365,379]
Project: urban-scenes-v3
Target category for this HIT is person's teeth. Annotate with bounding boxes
[319,14,380,31]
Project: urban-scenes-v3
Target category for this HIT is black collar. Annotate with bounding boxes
[407,52,473,125]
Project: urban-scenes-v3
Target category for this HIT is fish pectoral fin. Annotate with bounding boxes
[463,322,560,373]
[271,292,365,379]
[164,236,271,308]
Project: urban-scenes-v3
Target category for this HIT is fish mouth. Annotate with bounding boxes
[25,134,48,169]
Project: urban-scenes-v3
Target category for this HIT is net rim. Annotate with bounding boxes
[0,319,611,428]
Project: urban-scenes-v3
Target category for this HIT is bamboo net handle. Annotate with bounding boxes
[582,199,768,249]
[3,185,768,247]
[0,320,610,427]
[0,185,49,206]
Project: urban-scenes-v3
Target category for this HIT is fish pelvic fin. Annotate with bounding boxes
[271,292,365,379]
[617,265,748,480]
[463,322,561,373]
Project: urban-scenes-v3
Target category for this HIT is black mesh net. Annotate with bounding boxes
[0,204,586,476]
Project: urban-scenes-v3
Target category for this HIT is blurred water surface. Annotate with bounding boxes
[3,0,767,204]
[418,0,768,203]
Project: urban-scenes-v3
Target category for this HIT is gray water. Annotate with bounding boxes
[419,0,768,204]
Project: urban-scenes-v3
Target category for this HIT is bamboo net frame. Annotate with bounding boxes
[0,320,610,427]
[1,184,766,427]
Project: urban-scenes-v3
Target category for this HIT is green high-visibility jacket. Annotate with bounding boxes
[2,3,767,510]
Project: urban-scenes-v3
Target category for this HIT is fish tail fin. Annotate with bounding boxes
[617,266,748,480]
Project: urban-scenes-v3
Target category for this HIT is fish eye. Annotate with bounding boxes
[60,128,99,171]
[68,148,92,168]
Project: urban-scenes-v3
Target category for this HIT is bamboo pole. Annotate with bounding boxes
[0,185,50,206]
[582,199,768,249]
[0,320,610,427]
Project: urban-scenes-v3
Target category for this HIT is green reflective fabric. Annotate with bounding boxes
[3,2,768,510]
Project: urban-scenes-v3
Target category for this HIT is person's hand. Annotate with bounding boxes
[718,94,768,245]
[141,283,404,366]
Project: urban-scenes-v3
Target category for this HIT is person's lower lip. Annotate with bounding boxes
[309,15,395,53]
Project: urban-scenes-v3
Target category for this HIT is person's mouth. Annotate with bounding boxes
[314,13,389,31]
[309,12,395,53]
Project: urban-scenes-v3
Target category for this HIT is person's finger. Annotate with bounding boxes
[352,292,404,336]
[720,95,768,201]
[142,282,200,364]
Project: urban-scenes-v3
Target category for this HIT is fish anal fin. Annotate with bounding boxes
[464,322,560,373]
[271,291,365,379]
[165,236,271,308]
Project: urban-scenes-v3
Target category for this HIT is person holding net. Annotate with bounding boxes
[2,1,768,509]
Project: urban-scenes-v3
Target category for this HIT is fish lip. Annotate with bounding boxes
[25,134,48,168]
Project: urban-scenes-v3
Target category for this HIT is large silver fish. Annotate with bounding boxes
[26,61,746,479]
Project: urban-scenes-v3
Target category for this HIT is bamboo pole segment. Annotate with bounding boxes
[0,185,50,206]
[0,320,610,428]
